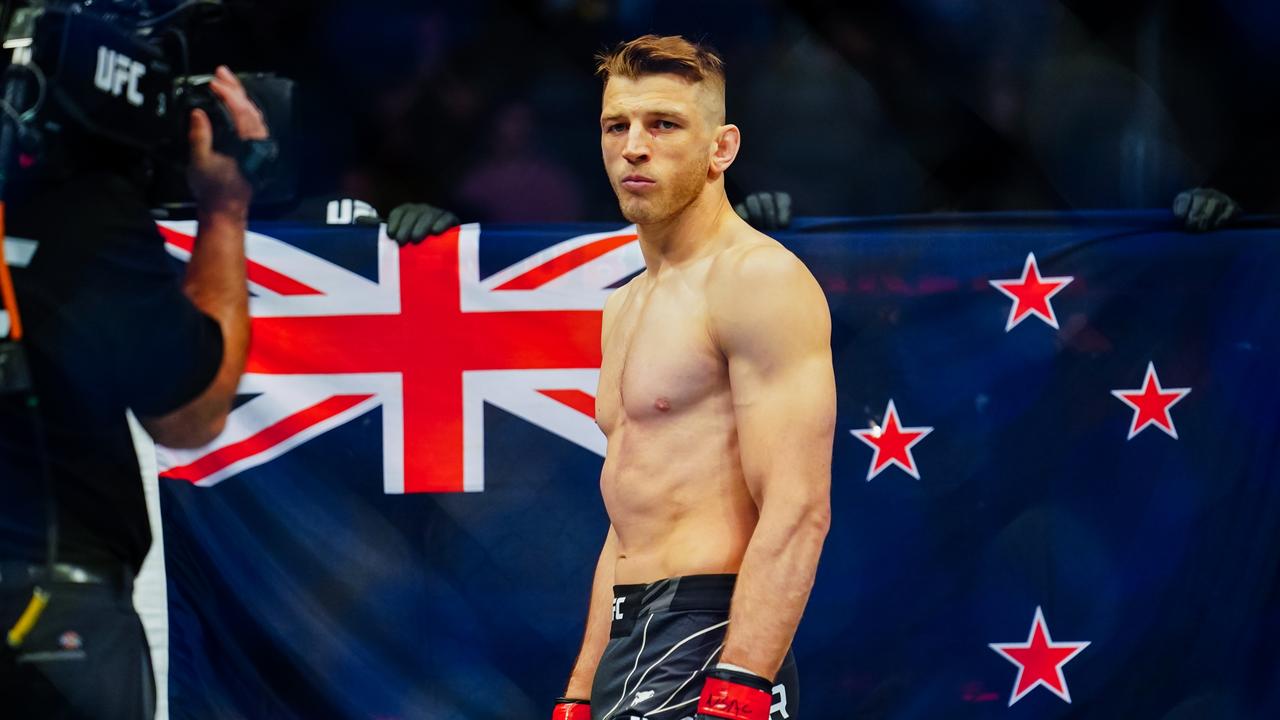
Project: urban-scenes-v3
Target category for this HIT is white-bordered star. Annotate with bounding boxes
[850,400,933,481]
[989,606,1090,706]
[1110,361,1191,440]
[989,252,1074,331]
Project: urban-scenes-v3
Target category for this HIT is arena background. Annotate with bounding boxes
[190,0,1280,220]
[126,2,1280,719]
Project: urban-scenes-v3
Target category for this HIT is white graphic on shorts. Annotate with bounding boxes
[771,683,790,718]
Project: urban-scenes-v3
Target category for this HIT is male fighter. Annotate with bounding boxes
[553,36,835,720]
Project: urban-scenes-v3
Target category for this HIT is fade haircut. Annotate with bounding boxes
[595,35,726,122]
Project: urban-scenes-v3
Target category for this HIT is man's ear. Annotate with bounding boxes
[709,124,741,176]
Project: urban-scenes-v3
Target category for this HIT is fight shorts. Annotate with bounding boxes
[590,574,798,720]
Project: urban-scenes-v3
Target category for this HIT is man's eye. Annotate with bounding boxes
[657,120,678,130]
[607,123,627,133]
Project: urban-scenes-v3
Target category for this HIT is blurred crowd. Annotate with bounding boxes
[197,0,1280,223]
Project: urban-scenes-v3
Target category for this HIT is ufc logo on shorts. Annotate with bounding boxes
[612,597,626,620]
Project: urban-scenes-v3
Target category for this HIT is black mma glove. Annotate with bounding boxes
[1172,187,1240,232]
[734,191,792,231]
[386,202,461,245]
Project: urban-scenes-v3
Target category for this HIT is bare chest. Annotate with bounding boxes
[596,283,725,432]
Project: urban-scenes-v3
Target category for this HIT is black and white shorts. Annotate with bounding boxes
[590,574,798,720]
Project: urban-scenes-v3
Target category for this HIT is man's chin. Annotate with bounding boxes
[619,199,665,225]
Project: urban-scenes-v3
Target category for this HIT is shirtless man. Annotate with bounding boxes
[552,36,835,720]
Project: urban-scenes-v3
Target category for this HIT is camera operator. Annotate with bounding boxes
[0,65,266,719]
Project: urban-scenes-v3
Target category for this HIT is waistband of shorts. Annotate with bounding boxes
[612,573,736,616]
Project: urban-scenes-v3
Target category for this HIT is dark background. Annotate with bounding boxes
[187,0,1280,222]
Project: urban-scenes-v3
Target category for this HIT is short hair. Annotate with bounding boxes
[595,34,726,104]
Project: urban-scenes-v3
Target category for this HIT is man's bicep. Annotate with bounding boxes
[729,348,836,504]
[719,252,835,502]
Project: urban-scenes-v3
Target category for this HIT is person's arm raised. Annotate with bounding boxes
[141,66,267,448]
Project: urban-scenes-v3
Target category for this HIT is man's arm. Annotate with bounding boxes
[563,526,619,699]
[556,283,632,713]
[141,67,267,448]
[710,243,835,679]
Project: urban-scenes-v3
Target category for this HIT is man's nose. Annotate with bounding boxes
[622,126,649,163]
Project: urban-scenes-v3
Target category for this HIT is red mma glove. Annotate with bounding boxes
[695,666,774,720]
[552,697,591,720]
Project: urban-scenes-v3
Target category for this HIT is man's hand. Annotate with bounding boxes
[1173,187,1240,232]
[186,66,269,218]
[386,203,461,245]
[733,191,792,231]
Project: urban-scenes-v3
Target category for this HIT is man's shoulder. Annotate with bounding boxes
[707,233,811,297]
[608,269,650,304]
[705,231,828,348]
[602,272,643,334]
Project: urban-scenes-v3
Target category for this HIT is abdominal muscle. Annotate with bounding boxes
[600,410,760,585]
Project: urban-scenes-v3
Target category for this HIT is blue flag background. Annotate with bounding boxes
[159,212,1280,719]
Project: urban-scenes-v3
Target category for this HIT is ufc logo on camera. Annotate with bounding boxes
[93,46,145,107]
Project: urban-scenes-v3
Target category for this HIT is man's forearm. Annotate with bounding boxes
[720,500,829,678]
[187,207,249,325]
[187,207,250,388]
[564,527,618,698]
[141,209,249,448]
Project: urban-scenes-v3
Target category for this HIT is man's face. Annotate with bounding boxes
[600,73,719,225]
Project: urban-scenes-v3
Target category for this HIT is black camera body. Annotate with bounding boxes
[1,1,296,205]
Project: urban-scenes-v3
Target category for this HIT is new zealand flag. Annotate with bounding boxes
[155,212,1280,719]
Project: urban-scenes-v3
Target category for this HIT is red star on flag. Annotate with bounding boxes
[850,400,932,481]
[989,606,1090,706]
[1110,362,1191,440]
[989,252,1073,331]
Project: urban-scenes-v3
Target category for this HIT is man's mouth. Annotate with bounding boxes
[620,175,656,192]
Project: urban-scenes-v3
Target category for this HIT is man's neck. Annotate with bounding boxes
[636,188,737,274]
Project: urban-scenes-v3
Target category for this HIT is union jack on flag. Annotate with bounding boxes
[153,222,643,493]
